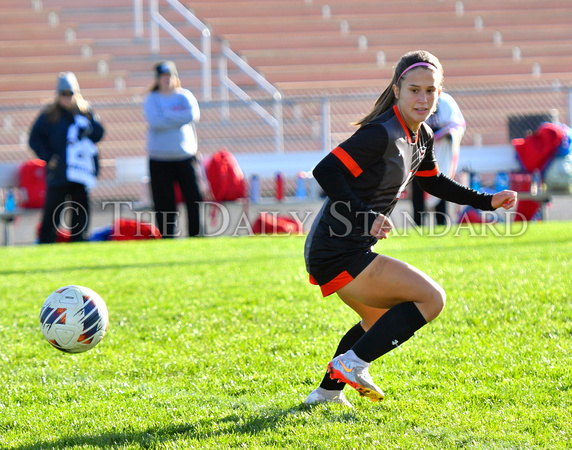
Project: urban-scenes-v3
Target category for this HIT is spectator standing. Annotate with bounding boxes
[412,92,466,226]
[143,61,203,238]
[29,72,104,243]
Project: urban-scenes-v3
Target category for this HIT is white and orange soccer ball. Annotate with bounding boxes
[39,285,108,353]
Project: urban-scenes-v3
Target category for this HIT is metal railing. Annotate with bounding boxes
[218,43,284,154]
[148,0,212,101]
[145,0,284,152]
[133,0,144,39]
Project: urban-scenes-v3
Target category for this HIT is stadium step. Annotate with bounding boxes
[0,71,128,92]
[0,54,113,76]
[0,23,78,41]
[0,8,61,24]
[0,39,94,58]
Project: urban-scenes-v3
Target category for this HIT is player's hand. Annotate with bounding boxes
[370,213,393,239]
[492,190,518,209]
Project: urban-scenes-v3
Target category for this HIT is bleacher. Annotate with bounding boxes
[1,0,571,200]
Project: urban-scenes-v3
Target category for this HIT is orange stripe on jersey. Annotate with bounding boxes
[331,147,363,177]
[415,166,440,177]
[319,271,354,297]
[393,105,417,144]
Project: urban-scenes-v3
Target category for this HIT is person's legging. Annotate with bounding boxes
[149,157,203,238]
[39,182,89,243]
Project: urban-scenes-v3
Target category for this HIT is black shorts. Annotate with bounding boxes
[305,224,378,297]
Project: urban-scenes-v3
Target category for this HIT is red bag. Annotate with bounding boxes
[252,212,303,235]
[508,174,541,221]
[512,123,564,173]
[19,159,46,208]
[514,201,541,222]
[458,206,492,224]
[204,149,245,202]
[110,218,162,241]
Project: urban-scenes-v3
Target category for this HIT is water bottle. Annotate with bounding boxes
[275,172,284,202]
[249,174,260,203]
[5,189,16,213]
[470,172,481,192]
[530,169,542,196]
[495,171,510,191]
[296,172,307,200]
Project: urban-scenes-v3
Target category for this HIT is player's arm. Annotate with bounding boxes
[416,172,495,210]
[313,152,379,234]
[313,151,369,212]
[313,125,387,229]
[415,130,495,211]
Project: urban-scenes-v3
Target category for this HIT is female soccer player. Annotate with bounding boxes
[304,50,517,407]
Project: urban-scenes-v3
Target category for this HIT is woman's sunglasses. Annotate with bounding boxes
[59,91,74,97]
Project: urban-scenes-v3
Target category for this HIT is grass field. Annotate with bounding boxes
[1,221,570,449]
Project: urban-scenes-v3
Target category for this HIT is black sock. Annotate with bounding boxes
[351,302,427,363]
[319,322,366,391]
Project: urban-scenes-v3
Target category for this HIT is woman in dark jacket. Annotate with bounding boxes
[29,72,104,243]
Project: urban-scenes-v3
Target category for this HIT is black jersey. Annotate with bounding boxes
[305,105,494,296]
[333,105,438,217]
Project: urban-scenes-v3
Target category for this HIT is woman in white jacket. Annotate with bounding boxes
[144,61,203,238]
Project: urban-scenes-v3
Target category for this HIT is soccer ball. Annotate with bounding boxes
[39,285,108,353]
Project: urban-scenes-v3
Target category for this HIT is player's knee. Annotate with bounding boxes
[425,285,446,322]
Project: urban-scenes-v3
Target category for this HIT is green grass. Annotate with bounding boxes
[0,221,570,449]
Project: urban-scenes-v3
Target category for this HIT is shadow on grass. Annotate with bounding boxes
[0,254,268,277]
[13,403,353,449]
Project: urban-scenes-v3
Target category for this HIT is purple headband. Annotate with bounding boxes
[396,62,436,85]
